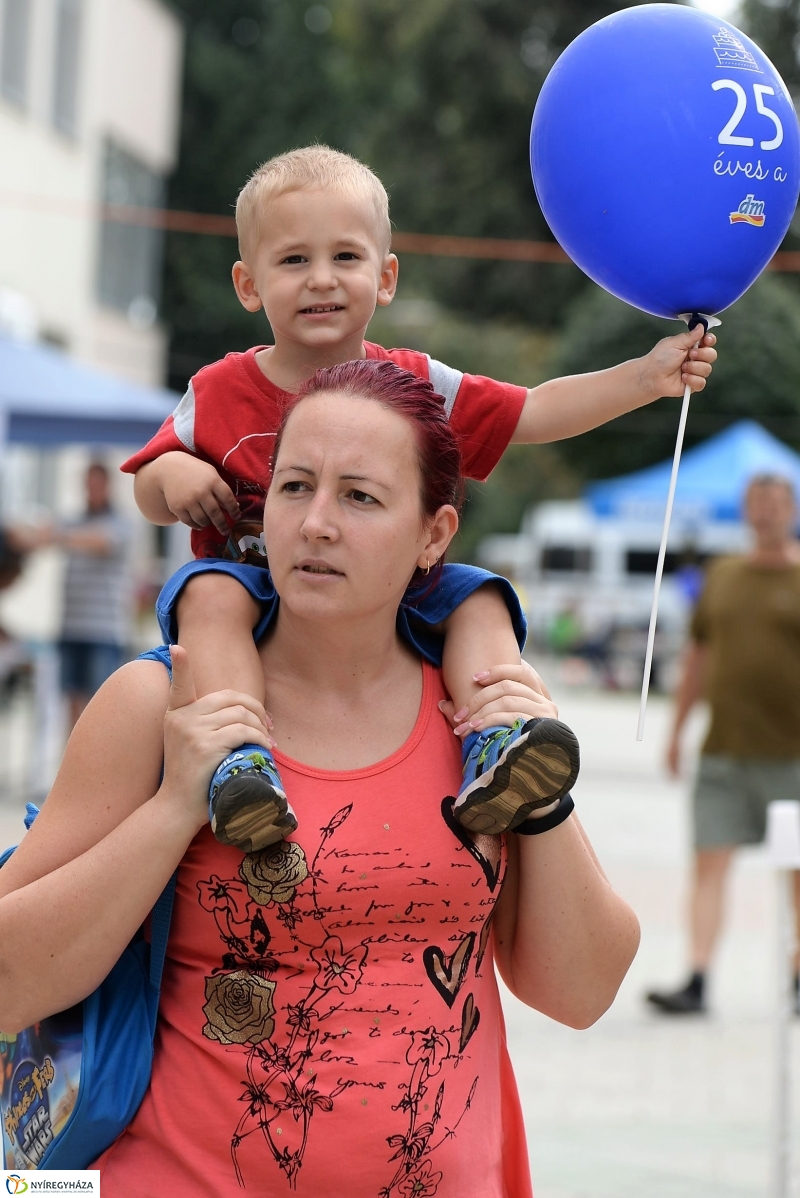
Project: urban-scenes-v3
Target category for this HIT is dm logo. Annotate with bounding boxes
[730,194,766,226]
[5,1176,29,1195]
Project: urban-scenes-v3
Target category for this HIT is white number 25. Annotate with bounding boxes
[712,80,784,150]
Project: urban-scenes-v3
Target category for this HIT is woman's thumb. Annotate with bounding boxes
[168,645,198,710]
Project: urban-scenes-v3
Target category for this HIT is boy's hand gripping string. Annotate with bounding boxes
[636,312,721,742]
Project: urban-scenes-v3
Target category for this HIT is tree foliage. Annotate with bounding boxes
[161,0,647,388]
[549,274,800,479]
[159,0,800,551]
[742,0,800,105]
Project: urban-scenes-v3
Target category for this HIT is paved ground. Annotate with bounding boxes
[502,676,800,1198]
[1,681,797,1195]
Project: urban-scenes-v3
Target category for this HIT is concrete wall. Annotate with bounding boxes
[97,0,182,176]
[0,0,183,384]
[0,0,186,641]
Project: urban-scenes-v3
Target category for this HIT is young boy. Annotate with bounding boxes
[124,146,716,854]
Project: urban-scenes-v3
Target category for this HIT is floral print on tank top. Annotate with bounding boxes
[195,794,505,1195]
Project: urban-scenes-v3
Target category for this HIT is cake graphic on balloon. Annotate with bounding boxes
[713,27,759,73]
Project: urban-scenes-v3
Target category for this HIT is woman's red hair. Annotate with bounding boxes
[271,359,463,585]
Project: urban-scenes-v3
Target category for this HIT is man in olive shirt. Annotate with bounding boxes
[647,474,800,1014]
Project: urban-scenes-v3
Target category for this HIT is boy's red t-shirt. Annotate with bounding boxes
[121,344,527,560]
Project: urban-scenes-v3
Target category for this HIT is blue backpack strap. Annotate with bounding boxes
[137,645,177,990]
[2,648,180,985]
[0,804,39,867]
[149,873,177,990]
[137,644,174,673]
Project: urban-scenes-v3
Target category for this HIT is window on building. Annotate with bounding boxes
[52,0,82,136]
[1,0,30,108]
[96,140,166,323]
[541,545,593,573]
[626,548,713,577]
[625,550,679,575]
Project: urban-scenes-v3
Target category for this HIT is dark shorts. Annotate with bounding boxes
[59,640,126,696]
[693,753,800,849]
[156,560,527,667]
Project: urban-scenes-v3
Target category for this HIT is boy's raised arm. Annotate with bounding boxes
[511,327,717,445]
[134,452,241,533]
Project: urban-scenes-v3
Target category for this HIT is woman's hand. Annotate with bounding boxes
[159,645,274,830]
[439,661,559,737]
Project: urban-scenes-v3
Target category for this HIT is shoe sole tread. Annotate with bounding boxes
[454,720,580,836]
[211,773,296,853]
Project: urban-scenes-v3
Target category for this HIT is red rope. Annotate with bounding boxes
[2,191,798,269]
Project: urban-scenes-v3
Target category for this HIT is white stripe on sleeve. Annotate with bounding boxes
[172,381,196,452]
[426,356,463,420]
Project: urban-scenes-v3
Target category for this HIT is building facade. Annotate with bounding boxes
[0,0,183,386]
[0,0,186,649]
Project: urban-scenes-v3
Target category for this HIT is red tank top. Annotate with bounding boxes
[96,664,532,1197]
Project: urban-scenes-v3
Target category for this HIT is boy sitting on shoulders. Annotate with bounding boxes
[124,145,716,853]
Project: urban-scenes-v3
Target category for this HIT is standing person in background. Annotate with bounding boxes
[14,463,133,732]
[646,474,800,1015]
[57,462,132,730]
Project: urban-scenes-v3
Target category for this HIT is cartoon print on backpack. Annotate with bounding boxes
[1,1013,82,1170]
[1,780,176,1174]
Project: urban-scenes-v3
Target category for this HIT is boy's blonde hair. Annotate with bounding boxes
[235,145,392,261]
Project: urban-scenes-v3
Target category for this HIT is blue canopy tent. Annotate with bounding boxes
[0,335,177,447]
[586,420,800,523]
[0,338,178,798]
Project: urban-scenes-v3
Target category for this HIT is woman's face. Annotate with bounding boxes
[264,390,456,625]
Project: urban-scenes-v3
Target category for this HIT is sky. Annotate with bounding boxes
[691,0,742,21]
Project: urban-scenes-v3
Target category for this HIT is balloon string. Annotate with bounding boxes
[636,379,693,741]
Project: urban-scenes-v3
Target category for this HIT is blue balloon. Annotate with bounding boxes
[530,4,800,319]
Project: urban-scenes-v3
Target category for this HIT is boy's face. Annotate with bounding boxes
[233,189,397,355]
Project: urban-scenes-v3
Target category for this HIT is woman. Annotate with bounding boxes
[0,360,639,1196]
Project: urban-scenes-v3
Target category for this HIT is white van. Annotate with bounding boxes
[477,499,748,681]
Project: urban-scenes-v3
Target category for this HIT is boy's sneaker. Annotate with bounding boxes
[209,744,297,854]
[452,717,580,836]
